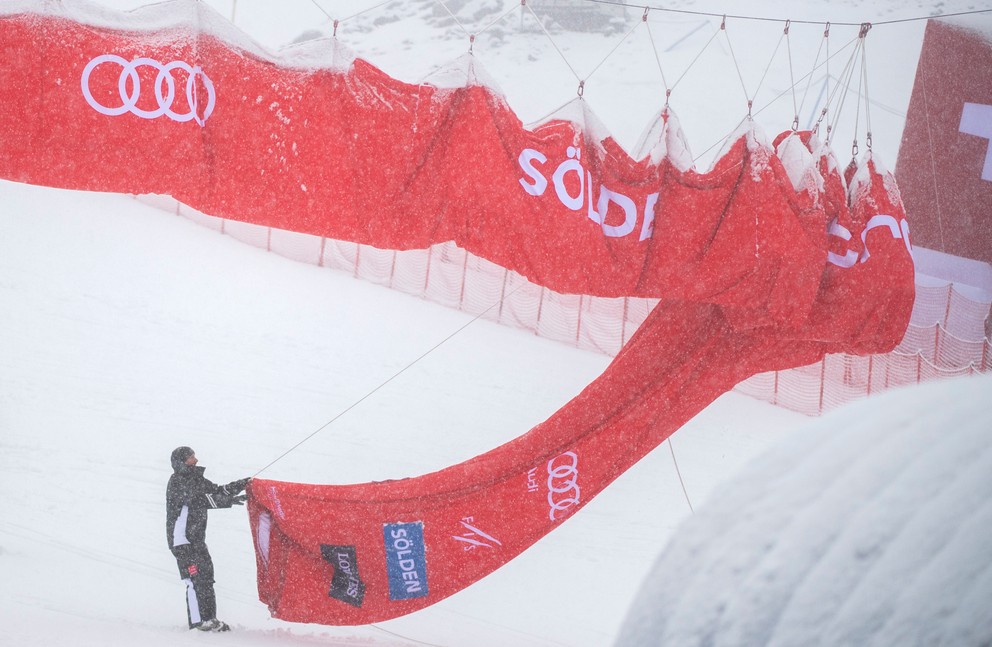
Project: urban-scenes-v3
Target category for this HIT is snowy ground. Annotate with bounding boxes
[0,178,804,647]
[2,1,989,646]
[618,374,992,647]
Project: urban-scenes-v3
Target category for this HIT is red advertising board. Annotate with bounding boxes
[895,18,992,265]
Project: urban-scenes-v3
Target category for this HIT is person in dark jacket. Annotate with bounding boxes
[166,446,250,632]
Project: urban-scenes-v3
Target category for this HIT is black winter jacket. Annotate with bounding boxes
[166,464,248,550]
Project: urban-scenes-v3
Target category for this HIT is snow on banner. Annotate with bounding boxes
[0,0,915,625]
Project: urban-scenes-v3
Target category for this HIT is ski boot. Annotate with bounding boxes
[196,618,231,632]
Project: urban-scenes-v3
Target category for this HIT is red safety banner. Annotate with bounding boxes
[1,5,824,316]
[0,3,915,625]
[244,143,914,625]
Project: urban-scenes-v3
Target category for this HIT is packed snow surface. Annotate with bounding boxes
[617,374,992,647]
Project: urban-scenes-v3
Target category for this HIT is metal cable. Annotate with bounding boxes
[578,0,992,27]
[253,281,526,477]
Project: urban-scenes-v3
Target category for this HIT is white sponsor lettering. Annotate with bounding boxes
[452,517,502,551]
[827,214,912,268]
[81,54,216,126]
[959,102,992,181]
[518,147,659,240]
[268,485,286,520]
[522,147,914,258]
[547,451,580,521]
[334,550,362,598]
[389,528,422,593]
[526,467,539,493]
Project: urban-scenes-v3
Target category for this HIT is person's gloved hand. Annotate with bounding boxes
[225,477,251,494]
[231,494,247,506]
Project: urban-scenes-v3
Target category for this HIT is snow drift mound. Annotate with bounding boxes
[616,373,992,647]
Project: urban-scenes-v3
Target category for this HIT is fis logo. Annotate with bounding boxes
[452,517,502,551]
[383,522,429,601]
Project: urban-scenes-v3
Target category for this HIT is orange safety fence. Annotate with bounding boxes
[139,195,991,416]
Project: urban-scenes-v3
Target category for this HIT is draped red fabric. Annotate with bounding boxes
[245,146,914,625]
[0,3,915,625]
[1,7,823,310]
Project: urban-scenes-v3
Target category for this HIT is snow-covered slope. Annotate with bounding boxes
[0,179,803,646]
[617,374,992,647]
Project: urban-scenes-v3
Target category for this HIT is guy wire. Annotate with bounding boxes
[252,281,527,477]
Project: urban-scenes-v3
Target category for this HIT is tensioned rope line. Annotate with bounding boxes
[850,28,872,156]
[521,0,666,98]
[370,623,449,647]
[733,19,792,117]
[800,24,864,144]
[413,2,522,81]
[797,24,829,127]
[691,32,859,165]
[634,13,722,111]
[849,24,875,156]
[252,280,528,478]
[476,1,526,42]
[785,21,798,128]
[523,1,582,82]
[432,0,473,39]
[826,29,867,147]
[579,0,992,27]
[859,8,992,25]
[820,24,832,137]
[525,5,713,138]
[666,20,722,95]
[861,30,873,153]
[308,0,396,31]
[643,15,670,94]
[721,16,753,111]
[642,9,830,123]
[583,7,646,86]
[667,439,693,513]
[919,45,948,250]
[829,42,859,141]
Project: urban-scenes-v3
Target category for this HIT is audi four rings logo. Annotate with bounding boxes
[546,451,580,521]
[80,54,216,125]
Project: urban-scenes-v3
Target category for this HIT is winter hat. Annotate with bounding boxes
[170,446,195,472]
